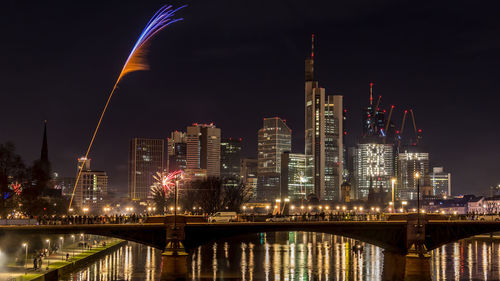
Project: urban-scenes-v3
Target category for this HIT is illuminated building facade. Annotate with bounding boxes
[305,35,343,201]
[220,138,242,179]
[431,167,451,197]
[128,138,164,201]
[167,131,187,172]
[186,123,221,177]
[240,158,258,200]
[353,140,394,199]
[74,157,108,213]
[281,152,313,200]
[397,149,430,200]
[257,117,291,200]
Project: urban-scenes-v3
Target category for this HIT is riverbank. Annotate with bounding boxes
[13,239,127,281]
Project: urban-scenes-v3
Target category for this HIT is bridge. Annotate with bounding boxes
[3,216,500,254]
[2,215,500,280]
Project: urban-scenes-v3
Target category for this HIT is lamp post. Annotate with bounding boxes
[174,179,179,229]
[59,237,64,260]
[391,178,396,209]
[415,172,421,228]
[71,235,75,257]
[22,243,28,270]
[45,239,50,269]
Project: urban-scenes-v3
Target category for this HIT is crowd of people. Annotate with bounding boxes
[36,214,148,225]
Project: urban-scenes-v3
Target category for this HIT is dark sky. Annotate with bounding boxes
[1,0,499,195]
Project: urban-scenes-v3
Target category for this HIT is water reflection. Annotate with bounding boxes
[60,233,500,281]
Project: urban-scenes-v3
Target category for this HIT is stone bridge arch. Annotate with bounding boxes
[425,221,500,251]
[183,221,409,253]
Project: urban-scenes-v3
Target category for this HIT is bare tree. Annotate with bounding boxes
[0,142,26,217]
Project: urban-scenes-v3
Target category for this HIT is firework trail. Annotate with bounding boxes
[69,4,186,209]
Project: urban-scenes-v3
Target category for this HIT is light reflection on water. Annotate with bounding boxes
[61,232,500,281]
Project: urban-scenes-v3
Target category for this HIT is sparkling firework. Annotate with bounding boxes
[152,170,183,195]
[10,181,22,195]
[69,4,186,210]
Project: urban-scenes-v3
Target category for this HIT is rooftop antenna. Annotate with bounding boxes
[369,82,374,106]
[311,34,315,59]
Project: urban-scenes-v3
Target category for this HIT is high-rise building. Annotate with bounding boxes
[74,157,108,213]
[220,138,243,179]
[240,158,258,200]
[305,35,343,200]
[431,167,451,197]
[186,123,221,177]
[281,152,312,201]
[128,138,164,201]
[397,148,430,200]
[257,117,291,200]
[353,139,394,199]
[167,131,187,172]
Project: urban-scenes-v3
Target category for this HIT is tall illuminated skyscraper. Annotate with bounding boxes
[75,157,108,213]
[186,123,221,177]
[305,35,343,200]
[241,158,258,200]
[431,167,451,197]
[167,131,187,172]
[397,148,430,200]
[281,152,313,200]
[257,117,291,200]
[353,140,394,199]
[220,138,242,179]
[128,138,164,201]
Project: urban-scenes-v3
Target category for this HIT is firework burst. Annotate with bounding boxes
[152,170,183,195]
[10,181,22,196]
[69,4,186,209]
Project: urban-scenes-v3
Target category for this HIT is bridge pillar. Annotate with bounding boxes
[406,214,430,258]
[383,251,431,281]
[160,221,188,280]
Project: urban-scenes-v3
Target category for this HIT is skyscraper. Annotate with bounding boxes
[167,131,187,172]
[281,152,312,201]
[186,123,221,177]
[353,140,394,199]
[257,117,291,200]
[128,138,164,201]
[220,138,243,179]
[305,35,343,200]
[397,148,430,200]
[431,167,451,197]
[241,158,258,200]
[74,157,108,213]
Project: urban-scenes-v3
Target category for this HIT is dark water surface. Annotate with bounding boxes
[61,232,500,280]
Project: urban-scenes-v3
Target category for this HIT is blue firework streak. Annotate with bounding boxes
[119,4,187,81]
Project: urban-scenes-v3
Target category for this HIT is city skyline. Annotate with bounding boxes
[1,1,499,195]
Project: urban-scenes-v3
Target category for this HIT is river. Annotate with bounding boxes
[60,232,500,280]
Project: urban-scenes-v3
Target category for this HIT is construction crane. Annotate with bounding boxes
[375,95,382,111]
[399,110,408,135]
[409,109,423,145]
[384,105,395,132]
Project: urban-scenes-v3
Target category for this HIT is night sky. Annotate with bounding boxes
[1,1,499,195]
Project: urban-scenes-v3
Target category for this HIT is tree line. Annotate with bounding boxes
[150,177,252,215]
[0,142,69,217]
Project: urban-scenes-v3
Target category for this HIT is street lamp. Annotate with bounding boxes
[415,172,421,229]
[22,243,28,270]
[71,235,75,257]
[391,178,396,210]
[402,201,407,213]
[59,237,64,260]
[45,239,50,269]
